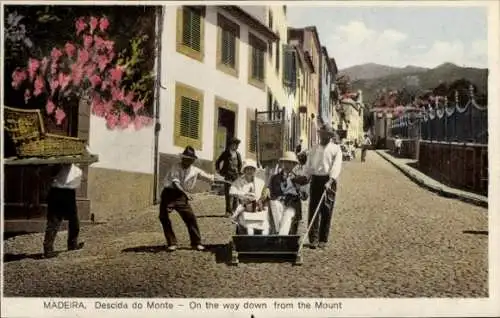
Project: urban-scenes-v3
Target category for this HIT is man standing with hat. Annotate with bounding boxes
[215,137,242,216]
[159,146,219,251]
[295,123,342,249]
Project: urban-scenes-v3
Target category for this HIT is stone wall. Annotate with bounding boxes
[418,141,488,196]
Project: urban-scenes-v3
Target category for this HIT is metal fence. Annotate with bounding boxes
[390,96,488,145]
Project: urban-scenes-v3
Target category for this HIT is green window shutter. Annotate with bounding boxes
[221,29,236,67]
[180,96,200,139]
[250,120,257,152]
[182,8,201,52]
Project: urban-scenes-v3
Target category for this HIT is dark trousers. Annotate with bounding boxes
[43,188,80,252]
[361,148,368,162]
[308,176,336,244]
[289,200,302,235]
[224,176,238,213]
[159,188,202,246]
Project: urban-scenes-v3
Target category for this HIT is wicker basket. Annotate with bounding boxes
[3,106,86,158]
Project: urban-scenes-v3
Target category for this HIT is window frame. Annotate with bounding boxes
[248,32,267,91]
[174,82,204,150]
[216,13,240,78]
[176,6,205,62]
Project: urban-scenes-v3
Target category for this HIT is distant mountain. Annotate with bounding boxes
[348,62,488,104]
[339,63,429,81]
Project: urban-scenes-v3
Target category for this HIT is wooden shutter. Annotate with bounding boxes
[180,96,200,139]
[218,14,239,68]
[246,109,257,157]
[175,82,203,149]
[221,30,235,66]
[250,120,257,153]
[182,7,201,52]
[282,45,297,88]
[250,34,265,82]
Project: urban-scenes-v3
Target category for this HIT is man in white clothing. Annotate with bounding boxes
[160,146,220,251]
[295,124,342,249]
[43,164,84,258]
[394,135,402,156]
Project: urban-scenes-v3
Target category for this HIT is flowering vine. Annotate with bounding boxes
[11,16,153,130]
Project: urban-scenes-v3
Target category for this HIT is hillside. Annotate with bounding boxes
[340,63,428,81]
[349,63,488,104]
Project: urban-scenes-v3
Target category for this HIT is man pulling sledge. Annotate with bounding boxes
[295,123,342,249]
[159,146,222,251]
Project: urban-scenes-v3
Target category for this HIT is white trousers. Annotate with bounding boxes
[269,200,295,235]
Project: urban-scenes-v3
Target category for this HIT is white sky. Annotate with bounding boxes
[287,5,488,69]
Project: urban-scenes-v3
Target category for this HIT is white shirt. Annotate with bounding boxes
[395,138,402,147]
[363,137,372,146]
[52,164,82,189]
[230,176,266,203]
[292,164,309,193]
[163,163,214,192]
[304,142,342,180]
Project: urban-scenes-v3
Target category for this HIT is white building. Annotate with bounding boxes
[265,6,290,116]
[87,6,278,218]
[158,6,278,190]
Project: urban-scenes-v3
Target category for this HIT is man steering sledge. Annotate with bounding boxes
[295,123,342,249]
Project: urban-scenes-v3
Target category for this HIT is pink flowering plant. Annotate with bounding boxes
[11,16,153,130]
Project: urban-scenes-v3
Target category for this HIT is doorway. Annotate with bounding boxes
[214,98,238,160]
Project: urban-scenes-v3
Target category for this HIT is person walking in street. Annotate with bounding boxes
[215,137,242,216]
[394,135,402,157]
[43,164,85,259]
[361,133,372,162]
[295,124,342,249]
[159,146,220,251]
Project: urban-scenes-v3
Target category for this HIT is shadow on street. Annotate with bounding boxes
[4,252,46,263]
[462,230,488,236]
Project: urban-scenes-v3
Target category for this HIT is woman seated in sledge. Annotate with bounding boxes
[268,151,308,235]
[230,159,270,235]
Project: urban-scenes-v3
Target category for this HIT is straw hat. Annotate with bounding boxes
[179,146,197,159]
[279,151,299,164]
[242,159,258,171]
[317,123,336,135]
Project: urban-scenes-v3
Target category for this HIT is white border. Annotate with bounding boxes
[1,1,499,317]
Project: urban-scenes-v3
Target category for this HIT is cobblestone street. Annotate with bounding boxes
[3,151,488,298]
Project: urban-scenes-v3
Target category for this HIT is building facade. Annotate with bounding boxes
[159,5,278,189]
[319,46,333,125]
[329,57,341,129]
[339,90,365,142]
[288,26,321,149]
[265,6,289,119]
